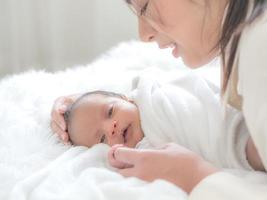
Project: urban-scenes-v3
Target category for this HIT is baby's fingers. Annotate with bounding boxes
[118,167,137,178]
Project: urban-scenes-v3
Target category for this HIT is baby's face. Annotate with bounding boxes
[69,94,144,148]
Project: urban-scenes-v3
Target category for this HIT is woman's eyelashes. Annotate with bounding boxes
[140,1,149,16]
[108,105,114,118]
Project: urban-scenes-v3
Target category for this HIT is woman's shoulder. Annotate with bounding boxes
[237,10,267,172]
[241,9,267,43]
[236,9,267,113]
[240,10,267,56]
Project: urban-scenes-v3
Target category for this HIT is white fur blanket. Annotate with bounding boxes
[9,145,187,200]
[0,41,220,200]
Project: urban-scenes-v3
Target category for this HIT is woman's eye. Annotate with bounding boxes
[140,2,149,16]
[108,105,114,118]
[100,134,106,143]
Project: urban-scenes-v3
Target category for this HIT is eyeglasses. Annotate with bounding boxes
[125,0,148,17]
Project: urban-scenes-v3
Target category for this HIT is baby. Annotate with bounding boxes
[63,90,265,171]
[64,90,145,148]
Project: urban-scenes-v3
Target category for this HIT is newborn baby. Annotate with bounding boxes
[64,90,264,171]
[64,90,145,148]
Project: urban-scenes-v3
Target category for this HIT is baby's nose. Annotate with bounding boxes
[105,120,126,146]
[106,120,117,138]
[111,120,117,136]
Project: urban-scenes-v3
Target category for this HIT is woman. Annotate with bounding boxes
[51,0,267,198]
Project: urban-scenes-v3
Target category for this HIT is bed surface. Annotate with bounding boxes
[0,41,220,199]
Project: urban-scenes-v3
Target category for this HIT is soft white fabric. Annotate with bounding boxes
[9,144,187,200]
[3,39,262,199]
[189,9,267,200]
[0,41,196,200]
[131,70,251,170]
[190,171,267,200]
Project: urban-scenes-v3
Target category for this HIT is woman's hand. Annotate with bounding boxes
[50,94,81,143]
[108,144,134,169]
[108,143,219,194]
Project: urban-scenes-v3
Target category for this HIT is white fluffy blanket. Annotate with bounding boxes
[9,145,187,200]
[0,41,220,200]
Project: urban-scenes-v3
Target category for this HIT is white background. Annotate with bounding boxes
[0,0,138,78]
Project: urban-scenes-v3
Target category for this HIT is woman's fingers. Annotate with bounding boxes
[50,94,81,143]
[108,145,136,169]
[118,167,136,178]
[115,144,219,193]
[51,108,66,131]
[108,144,130,169]
[51,120,69,143]
[51,97,69,130]
[113,147,144,166]
[111,146,140,178]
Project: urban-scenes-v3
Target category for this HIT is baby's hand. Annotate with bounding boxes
[108,144,133,169]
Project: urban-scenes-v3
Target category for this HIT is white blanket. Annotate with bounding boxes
[9,145,187,200]
[1,40,255,199]
[132,71,251,170]
[1,41,193,200]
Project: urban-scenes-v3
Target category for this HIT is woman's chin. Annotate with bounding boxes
[182,50,219,68]
[182,56,211,69]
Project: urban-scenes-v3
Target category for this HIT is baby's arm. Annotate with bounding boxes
[246,136,265,171]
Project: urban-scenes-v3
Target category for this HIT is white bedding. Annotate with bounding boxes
[0,41,220,200]
[132,71,250,169]
[9,145,188,200]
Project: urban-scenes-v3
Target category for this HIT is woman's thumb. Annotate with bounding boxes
[113,146,142,166]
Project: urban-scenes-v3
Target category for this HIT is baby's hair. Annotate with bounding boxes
[63,90,126,140]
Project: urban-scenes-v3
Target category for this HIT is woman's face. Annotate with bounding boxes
[128,0,228,67]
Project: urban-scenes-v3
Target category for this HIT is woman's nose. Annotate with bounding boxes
[138,17,156,42]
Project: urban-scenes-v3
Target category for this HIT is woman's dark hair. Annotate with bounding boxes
[220,0,267,94]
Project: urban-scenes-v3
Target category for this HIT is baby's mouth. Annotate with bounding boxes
[122,124,131,143]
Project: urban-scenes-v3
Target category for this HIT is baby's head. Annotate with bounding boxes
[64,90,144,148]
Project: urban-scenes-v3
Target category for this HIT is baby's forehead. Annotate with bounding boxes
[74,94,123,114]
[70,97,103,125]
[79,94,120,106]
[75,95,104,112]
